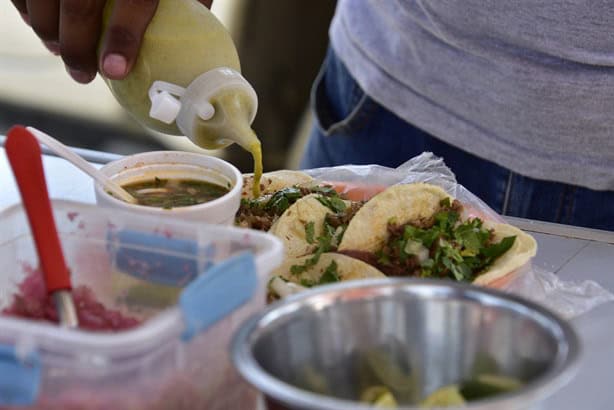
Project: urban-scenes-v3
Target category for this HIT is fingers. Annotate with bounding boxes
[58,0,106,83]
[26,0,60,54]
[13,0,162,83]
[10,0,27,14]
[99,0,159,80]
[26,0,59,42]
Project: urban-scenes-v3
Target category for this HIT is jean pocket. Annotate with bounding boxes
[310,50,378,137]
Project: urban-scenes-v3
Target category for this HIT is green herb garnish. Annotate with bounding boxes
[242,185,345,216]
[290,220,341,276]
[378,201,516,281]
[318,260,340,284]
[300,278,316,287]
[265,187,304,213]
[296,261,340,288]
[317,195,347,213]
[305,221,316,244]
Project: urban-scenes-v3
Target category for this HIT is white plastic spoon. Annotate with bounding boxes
[26,126,138,204]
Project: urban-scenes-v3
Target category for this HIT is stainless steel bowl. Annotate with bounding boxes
[231,279,580,410]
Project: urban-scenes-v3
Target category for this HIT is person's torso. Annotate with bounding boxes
[330,0,614,189]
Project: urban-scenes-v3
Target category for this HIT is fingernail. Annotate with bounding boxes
[102,53,128,78]
[44,41,60,55]
[69,68,94,84]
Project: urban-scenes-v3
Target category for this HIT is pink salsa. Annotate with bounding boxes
[2,269,141,331]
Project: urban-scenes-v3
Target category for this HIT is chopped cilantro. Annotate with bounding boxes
[318,261,340,284]
[309,185,338,196]
[317,195,347,213]
[290,219,343,276]
[242,185,346,217]
[290,246,325,276]
[481,236,516,260]
[287,189,354,282]
[378,201,516,282]
[266,187,304,213]
[305,221,316,244]
[296,261,340,288]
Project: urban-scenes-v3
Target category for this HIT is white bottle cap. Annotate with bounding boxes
[147,68,257,139]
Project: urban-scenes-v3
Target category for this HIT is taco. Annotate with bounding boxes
[269,188,364,257]
[339,183,453,252]
[268,253,386,299]
[337,183,537,286]
[268,194,337,258]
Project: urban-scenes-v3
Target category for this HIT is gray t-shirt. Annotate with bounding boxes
[330,0,614,190]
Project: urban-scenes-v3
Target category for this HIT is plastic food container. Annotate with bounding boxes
[0,200,283,410]
[94,151,243,225]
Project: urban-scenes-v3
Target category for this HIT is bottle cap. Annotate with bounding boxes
[147,68,257,136]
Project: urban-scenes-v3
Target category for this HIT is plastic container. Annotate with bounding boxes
[0,200,283,410]
[94,150,243,224]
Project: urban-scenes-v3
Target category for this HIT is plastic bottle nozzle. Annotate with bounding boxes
[174,68,258,149]
[146,68,263,196]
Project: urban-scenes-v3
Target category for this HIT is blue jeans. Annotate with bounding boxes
[301,48,614,231]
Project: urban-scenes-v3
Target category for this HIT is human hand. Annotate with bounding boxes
[11,0,214,84]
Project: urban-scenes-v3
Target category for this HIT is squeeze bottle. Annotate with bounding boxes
[101,0,262,196]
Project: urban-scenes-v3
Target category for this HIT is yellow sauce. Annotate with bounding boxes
[249,140,263,198]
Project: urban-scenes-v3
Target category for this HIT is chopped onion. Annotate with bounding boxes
[404,240,430,263]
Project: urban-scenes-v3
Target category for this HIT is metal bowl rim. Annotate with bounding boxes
[231,278,581,410]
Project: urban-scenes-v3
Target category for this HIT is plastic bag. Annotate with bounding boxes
[303,152,614,319]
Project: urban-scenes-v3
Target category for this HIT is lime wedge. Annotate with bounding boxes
[419,385,466,408]
[360,386,398,408]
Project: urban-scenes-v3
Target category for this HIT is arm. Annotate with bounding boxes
[10,0,213,83]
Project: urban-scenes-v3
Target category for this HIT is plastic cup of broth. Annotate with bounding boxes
[94,151,243,225]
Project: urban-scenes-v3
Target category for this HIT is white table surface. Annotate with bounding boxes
[1,146,613,409]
